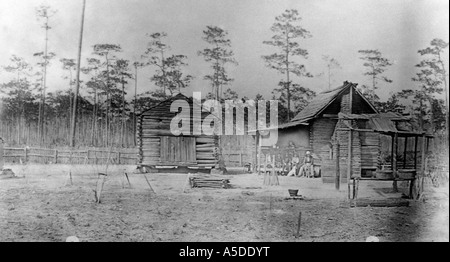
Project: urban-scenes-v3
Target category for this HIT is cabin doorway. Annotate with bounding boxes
[160,136,197,164]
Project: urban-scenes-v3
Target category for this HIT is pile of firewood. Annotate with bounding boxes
[189,175,231,189]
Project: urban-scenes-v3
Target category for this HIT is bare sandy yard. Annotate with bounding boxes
[0,164,448,242]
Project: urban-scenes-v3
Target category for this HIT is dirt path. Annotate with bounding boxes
[0,164,448,242]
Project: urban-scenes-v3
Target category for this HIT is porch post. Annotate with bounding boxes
[414,136,418,170]
[335,142,340,190]
[420,134,426,175]
[403,136,408,169]
[392,132,398,192]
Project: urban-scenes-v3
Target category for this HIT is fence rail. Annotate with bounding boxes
[3,147,255,167]
[2,147,139,165]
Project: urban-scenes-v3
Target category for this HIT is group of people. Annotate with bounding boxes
[273,151,315,178]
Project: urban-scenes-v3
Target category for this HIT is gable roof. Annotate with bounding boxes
[139,92,222,122]
[140,93,205,116]
[291,81,378,123]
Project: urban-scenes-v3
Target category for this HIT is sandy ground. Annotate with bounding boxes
[0,164,448,242]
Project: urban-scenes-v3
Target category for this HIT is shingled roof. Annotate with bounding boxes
[291,81,377,123]
[140,93,207,116]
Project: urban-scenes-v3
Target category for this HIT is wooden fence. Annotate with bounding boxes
[2,147,138,165]
[2,146,254,167]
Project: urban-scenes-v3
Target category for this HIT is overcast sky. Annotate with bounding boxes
[0,0,449,101]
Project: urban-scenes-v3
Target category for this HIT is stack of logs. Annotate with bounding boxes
[189,175,231,189]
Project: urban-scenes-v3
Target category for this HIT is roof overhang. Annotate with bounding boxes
[247,120,309,134]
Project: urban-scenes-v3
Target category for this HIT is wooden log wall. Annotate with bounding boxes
[311,118,338,164]
[360,131,381,170]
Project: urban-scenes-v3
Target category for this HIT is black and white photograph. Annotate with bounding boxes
[0,0,448,245]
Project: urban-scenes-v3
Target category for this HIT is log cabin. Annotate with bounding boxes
[136,93,220,172]
[258,81,377,177]
[258,81,432,191]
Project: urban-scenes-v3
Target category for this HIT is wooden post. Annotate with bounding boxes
[352,178,356,199]
[69,171,73,185]
[95,173,107,203]
[239,152,243,167]
[347,129,352,199]
[257,137,262,175]
[409,177,416,199]
[355,178,359,199]
[391,135,395,170]
[54,149,58,164]
[295,211,302,238]
[393,133,399,192]
[403,137,408,169]
[124,172,131,188]
[420,134,426,175]
[143,174,156,194]
[254,133,259,173]
[414,136,418,170]
[118,151,121,165]
[411,135,419,199]
[335,143,340,190]
[24,147,28,163]
[414,134,428,199]
[84,149,90,165]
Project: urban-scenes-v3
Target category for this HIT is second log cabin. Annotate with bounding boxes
[136,93,220,171]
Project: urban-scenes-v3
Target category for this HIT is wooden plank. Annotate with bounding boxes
[3,155,26,158]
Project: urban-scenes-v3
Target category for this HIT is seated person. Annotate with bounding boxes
[279,158,291,176]
[299,151,314,178]
[287,154,300,176]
